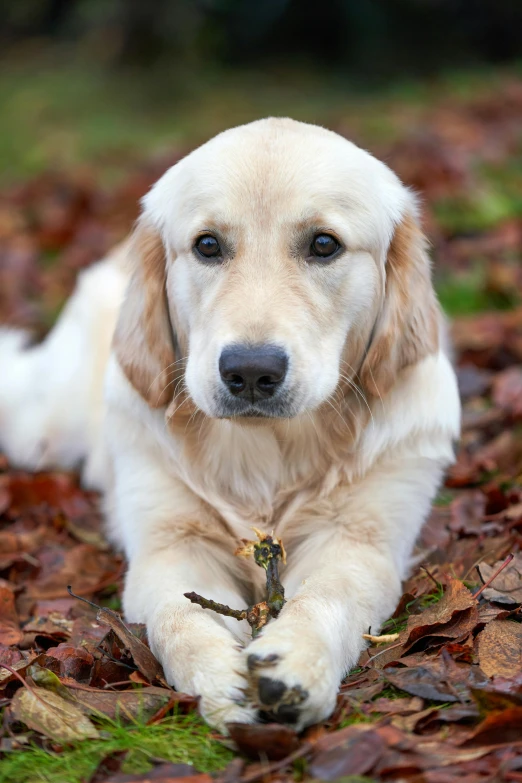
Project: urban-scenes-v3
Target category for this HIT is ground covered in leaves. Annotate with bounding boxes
[1,72,522,782]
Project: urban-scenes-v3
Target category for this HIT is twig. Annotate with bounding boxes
[474,552,514,600]
[420,565,440,589]
[252,534,286,615]
[185,529,286,637]
[183,592,248,622]
[364,640,403,666]
[0,663,58,710]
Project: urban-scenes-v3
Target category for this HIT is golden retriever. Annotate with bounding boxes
[0,118,461,732]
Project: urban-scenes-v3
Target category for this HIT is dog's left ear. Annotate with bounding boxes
[360,213,439,397]
[113,219,178,407]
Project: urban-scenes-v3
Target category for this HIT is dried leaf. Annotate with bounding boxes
[492,366,522,417]
[102,768,211,783]
[384,665,460,703]
[93,607,166,684]
[476,619,522,678]
[10,686,99,742]
[309,727,384,780]
[71,685,187,722]
[226,722,299,761]
[0,581,23,646]
[404,579,478,652]
[460,707,522,747]
[477,552,522,605]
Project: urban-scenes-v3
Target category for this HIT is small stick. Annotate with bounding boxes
[364,640,403,667]
[183,592,248,622]
[185,529,286,637]
[420,565,440,589]
[0,663,57,710]
[474,552,514,599]
[362,632,400,645]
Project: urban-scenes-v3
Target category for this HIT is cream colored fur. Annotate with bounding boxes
[0,119,460,733]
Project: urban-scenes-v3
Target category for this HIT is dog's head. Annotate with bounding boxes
[114,118,439,421]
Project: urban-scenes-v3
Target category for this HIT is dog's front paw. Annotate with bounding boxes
[245,627,339,731]
[198,686,258,735]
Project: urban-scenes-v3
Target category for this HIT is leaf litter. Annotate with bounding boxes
[1,77,522,781]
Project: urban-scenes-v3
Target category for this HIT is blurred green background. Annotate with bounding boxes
[0,0,521,325]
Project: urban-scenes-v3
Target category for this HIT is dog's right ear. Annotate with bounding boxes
[113,219,177,407]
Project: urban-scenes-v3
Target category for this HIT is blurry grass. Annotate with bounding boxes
[0,52,520,183]
[436,262,521,316]
[0,711,232,783]
[0,54,520,323]
[436,269,495,316]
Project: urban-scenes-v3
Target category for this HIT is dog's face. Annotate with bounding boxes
[114,119,439,420]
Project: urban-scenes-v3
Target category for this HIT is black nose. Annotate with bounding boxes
[219,344,288,401]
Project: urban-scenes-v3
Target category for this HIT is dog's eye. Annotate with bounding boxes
[310,233,340,259]
[195,235,221,259]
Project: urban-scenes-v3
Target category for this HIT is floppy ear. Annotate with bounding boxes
[360,212,439,397]
[113,219,177,407]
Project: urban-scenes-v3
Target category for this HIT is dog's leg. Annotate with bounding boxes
[106,412,258,732]
[245,453,447,730]
[123,538,257,732]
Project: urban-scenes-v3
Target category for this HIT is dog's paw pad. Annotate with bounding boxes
[257,676,286,706]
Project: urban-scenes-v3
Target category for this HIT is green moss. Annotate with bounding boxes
[0,712,232,783]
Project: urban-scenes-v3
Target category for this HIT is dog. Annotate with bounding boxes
[0,118,460,733]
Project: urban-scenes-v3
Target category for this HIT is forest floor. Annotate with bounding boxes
[0,65,522,782]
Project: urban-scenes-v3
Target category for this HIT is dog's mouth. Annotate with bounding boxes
[212,390,300,420]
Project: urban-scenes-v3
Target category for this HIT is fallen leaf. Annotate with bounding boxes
[477,552,522,605]
[41,643,94,682]
[71,685,187,722]
[384,665,460,703]
[226,722,300,761]
[102,768,211,783]
[476,619,522,678]
[404,579,478,652]
[309,727,384,780]
[448,492,486,536]
[93,606,166,685]
[10,685,99,741]
[0,581,23,645]
[492,366,522,418]
[460,707,522,747]
[367,696,424,715]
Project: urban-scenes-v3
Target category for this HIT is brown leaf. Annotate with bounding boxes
[309,727,384,780]
[103,768,211,783]
[492,366,522,418]
[41,643,93,682]
[368,696,424,715]
[93,607,166,685]
[10,685,99,742]
[0,581,23,645]
[71,685,186,722]
[226,722,300,761]
[28,544,120,600]
[404,579,478,652]
[477,552,522,605]
[471,673,522,711]
[477,619,522,678]
[448,492,486,536]
[384,665,460,703]
[460,707,522,747]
